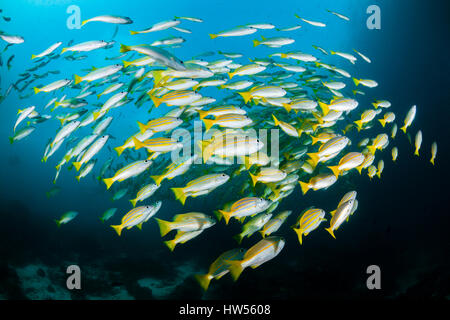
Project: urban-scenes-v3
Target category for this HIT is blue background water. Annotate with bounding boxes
[0,0,448,299]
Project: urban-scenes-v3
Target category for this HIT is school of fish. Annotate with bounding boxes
[3,9,438,292]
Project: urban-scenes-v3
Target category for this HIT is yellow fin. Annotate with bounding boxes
[103,177,115,190]
[110,224,123,236]
[194,274,211,292]
[155,218,172,237]
[298,181,310,195]
[171,187,187,205]
[293,227,304,245]
[226,260,243,282]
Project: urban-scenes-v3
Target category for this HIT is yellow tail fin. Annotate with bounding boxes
[149,95,162,108]
[74,74,83,85]
[120,44,130,53]
[352,78,360,86]
[227,72,235,79]
[238,91,252,104]
[31,54,37,60]
[226,260,244,281]
[325,227,336,239]
[155,218,173,237]
[293,227,304,245]
[318,101,329,115]
[132,137,145,150]
[61,47,68,54]
[164,240,177,251]
[327,165,341,178]
[252,40,260,47]
[299,181,310,195]
[129,198,138,208]
[209,34,218,39]
[123,60,132,68]
[103,177,115,190]
[33,87,40,94]
[137,121,147,134]
[114,145,125,156]
[151,174,164,186]
[171,187,187,205]
[218,210,233,225]
[307,152,320,168]
[414,149,419,156]
[197,109,208,119]
[430,158,435,166]
[354,120,363,131]
[73,162,82,172]
[378,119,386,127]
[367,145,377,155]
[248,172,258,186]
[282,103,292,113]
[110,225,123,236]
[272,114,280,127]
[194,274,212,291]
[201,118,215,132]
[400,125,407,134]
[129,30,139,35]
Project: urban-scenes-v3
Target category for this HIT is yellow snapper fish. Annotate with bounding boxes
[31,41,63,59]
[114,129,154,156]
[171,173,230,205]
[132,136,183,153]
[61,40,108,54]
[201,114,253,132]
[295,14,326,27]
[353,78,378,88]
[353,49,371,63]
[414,130,422,156]
[81,15,133,26]
[218,197,272,225]
[137,116,183,134]
[110,205,158,236]
[197,105,246,119]
[249,167,287,186]
[238,86,286,104]
[194,248,246,291]
[378,112,396,127]
[367,165,377,179]
[330,191,357,215]
[33,79,72,94]
[376,160,384,178]
[226,236,285,281]
[200,133,264,163]
[272,114,302,137]
[233,212,273,244]
[299,173,337,195]
[392,147,398,162]
[151,155,197,186]
[356,152,375,174]
[103,159,152,190]
[330,51,357,64]
[253,36,295,47]
[228,63,266,79]
[130,19,180,35]
[155,212,216,236]
[327,9,350,21]
[72,135,109,170]
[391,123,398,139]
[367,133,389,154]
[327,152,365,178]
[307,136,350,167]
[430,142,437,165]
[372,100,391,109]
[354,109,376,131]
[74,64,123,84]
[209,26,257,39]
[292,208,326,245]
[129,183,160,207]
[150,90,202,108]
[325,199,355,239]
[318,98,358,116]
[259,210,292,238]
[400,105,416,133]
[164,229,204,252]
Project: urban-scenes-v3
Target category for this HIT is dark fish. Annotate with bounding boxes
[3,16,11,22]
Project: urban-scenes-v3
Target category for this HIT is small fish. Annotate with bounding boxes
[414,130,422,156]
[55,211,78,227]
[292,208,326,244]
[100,208,118,223]
[82,15,133,26]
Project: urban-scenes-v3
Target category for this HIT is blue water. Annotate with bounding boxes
[0,0,448,299]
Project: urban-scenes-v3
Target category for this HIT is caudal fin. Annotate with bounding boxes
[299,181,310,195]
[155,218,173,237]
[151,174,164,186]
[103,177,115,190]
[325,227,336,239]
[226,260,244,282]
[209,34,218,39]
[293,227,304,245]
[194,274,212,292]
[164,240,177,252]
[218,210,233,225]
[378,119,386,127]
[248,172,258,187]
[129,198,138,208]
[238,91,252,104]
[327,165,341,178]
[171,187,187,205]
[111,224,123,236]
